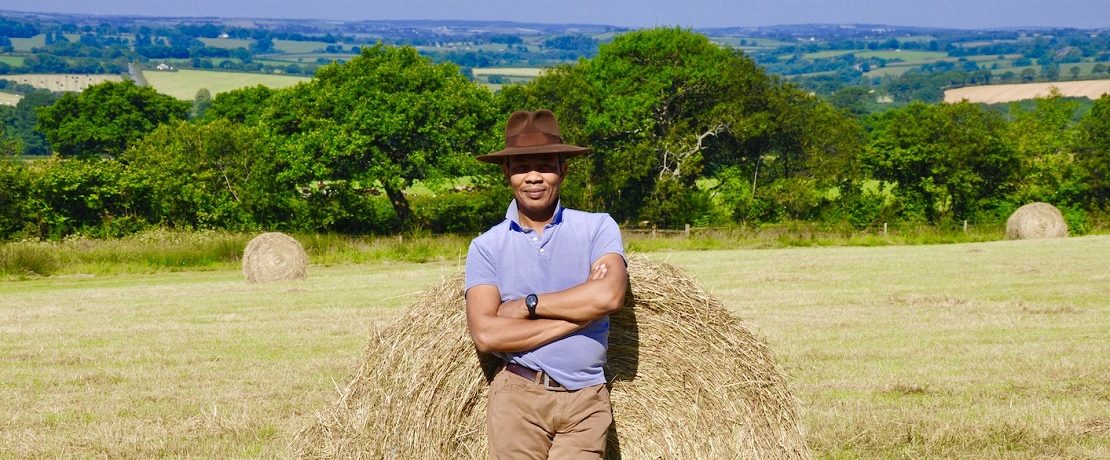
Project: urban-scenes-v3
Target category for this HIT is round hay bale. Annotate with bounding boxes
[241,232,308,283]
[1006,202,1068,240]
[293,254,809,459]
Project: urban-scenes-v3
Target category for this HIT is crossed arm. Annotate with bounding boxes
[464,253,627,353]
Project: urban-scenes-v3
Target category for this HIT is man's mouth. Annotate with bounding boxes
[523,189,545,199]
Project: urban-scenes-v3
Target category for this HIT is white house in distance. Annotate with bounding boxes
[155,63,174,71]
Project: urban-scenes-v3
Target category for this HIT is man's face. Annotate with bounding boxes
[502,154,567,217]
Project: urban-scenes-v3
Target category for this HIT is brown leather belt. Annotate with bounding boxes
[504,362,569,391]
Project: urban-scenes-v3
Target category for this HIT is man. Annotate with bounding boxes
[465,109,627,459]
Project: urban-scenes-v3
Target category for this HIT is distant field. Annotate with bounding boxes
[804,50,856,59]
[471,67,544,77]
[198,37,252,49]
[0,91,22,106]
[8,35,45,52]
[272,39,329,54]
[260,52,358,62]
[141,69,309,99]
[856,50,948,61]
[0,55,25,66]
[945,79,1110,103]
[0,73,122,92]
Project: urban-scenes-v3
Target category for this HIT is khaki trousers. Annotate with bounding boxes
[487,367,612,459]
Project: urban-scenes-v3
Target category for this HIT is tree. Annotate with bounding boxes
[1069,66,1082,79]
[1073,94,1110,209]
[510,28,863,225]
[1006,90,1084,207]
[865,101,1018,222]
[36,80,189,157]
[204,85,274,124]
[262,44,500,228]
[122,119,278,229]
[192,88,212,119]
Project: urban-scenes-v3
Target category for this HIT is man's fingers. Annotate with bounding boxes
[591,264,608,280]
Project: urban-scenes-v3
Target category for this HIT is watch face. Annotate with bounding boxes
[526,294,538,307]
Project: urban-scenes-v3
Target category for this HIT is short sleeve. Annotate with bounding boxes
[464,241,498,292]
[590,214,625,265]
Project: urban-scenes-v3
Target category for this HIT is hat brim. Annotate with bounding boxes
[476,144,591,164]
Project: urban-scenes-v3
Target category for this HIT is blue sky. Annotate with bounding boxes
[4,0,1109,29]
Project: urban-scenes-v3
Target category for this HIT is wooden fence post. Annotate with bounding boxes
[684,223,690,238]
[883,222,888,236]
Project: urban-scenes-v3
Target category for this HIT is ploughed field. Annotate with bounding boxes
[1,236,1107,457]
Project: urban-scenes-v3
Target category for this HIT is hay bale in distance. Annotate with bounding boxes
[294,254,809,459]
[1006,202,1068,240]
[242,232,308,283]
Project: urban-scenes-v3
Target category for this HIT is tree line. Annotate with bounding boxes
[0,28,1106,241]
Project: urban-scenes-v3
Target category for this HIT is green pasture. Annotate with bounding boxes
[8,34,45,52]
[804,50,856,60]
[855,50,948,61]
[272,39,330,54]
[141,68,310,100]
[198,37,253,49]
[0,235,1106,457]
[711,36,795,48]
[258,52,358,62]
[0,55,26,66]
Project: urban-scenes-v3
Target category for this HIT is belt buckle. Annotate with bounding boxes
[542,373,567,392]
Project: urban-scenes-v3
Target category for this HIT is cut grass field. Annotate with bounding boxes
[141,69,310,100]
[945,79,1110,103]
[0,73,123,92]
[1,235,1107,457]
[0,91,21,106]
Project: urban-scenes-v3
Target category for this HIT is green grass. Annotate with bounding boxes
[8,34,45,52]
[855,50,948,61]
[198,37,253,49]
[272,39,330,54]
[804,50,857,60]
[141,68,310,100]
[0,54,26,66]
[0,235,1106,457]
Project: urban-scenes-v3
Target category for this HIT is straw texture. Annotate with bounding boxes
[1006,202,1068,240]
[294,254,808,459]
[242,232,309,283]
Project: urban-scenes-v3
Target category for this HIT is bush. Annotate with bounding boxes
[411,187,510,233]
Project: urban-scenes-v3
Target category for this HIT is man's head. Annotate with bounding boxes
[478,109,589,220]
[502,153,567,218]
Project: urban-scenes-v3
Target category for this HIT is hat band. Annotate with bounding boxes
[507,132,563,148]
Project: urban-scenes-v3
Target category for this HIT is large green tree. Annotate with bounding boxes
[36,80,189,157]
[1074,94,1110,210]
[122,119,279,230]
[865,101,1018,222]
[1006,91,1085,207]
[505,28,863,226]
[262,44,500,227]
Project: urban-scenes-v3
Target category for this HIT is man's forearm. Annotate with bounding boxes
[499,256,627,322]
[468,315,583,353]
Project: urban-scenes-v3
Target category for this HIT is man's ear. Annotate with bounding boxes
[501,161,510,183]
[559,161,568,178]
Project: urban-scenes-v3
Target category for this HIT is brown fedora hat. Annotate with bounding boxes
[476,109,590,163]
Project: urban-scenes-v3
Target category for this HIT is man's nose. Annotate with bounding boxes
[524,171,543,183]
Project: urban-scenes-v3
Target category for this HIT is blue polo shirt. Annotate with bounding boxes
[464,200,624,390]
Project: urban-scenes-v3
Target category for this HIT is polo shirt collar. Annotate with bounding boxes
[505,199,565,232]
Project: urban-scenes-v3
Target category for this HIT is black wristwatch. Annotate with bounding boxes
[525,294,538,320]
